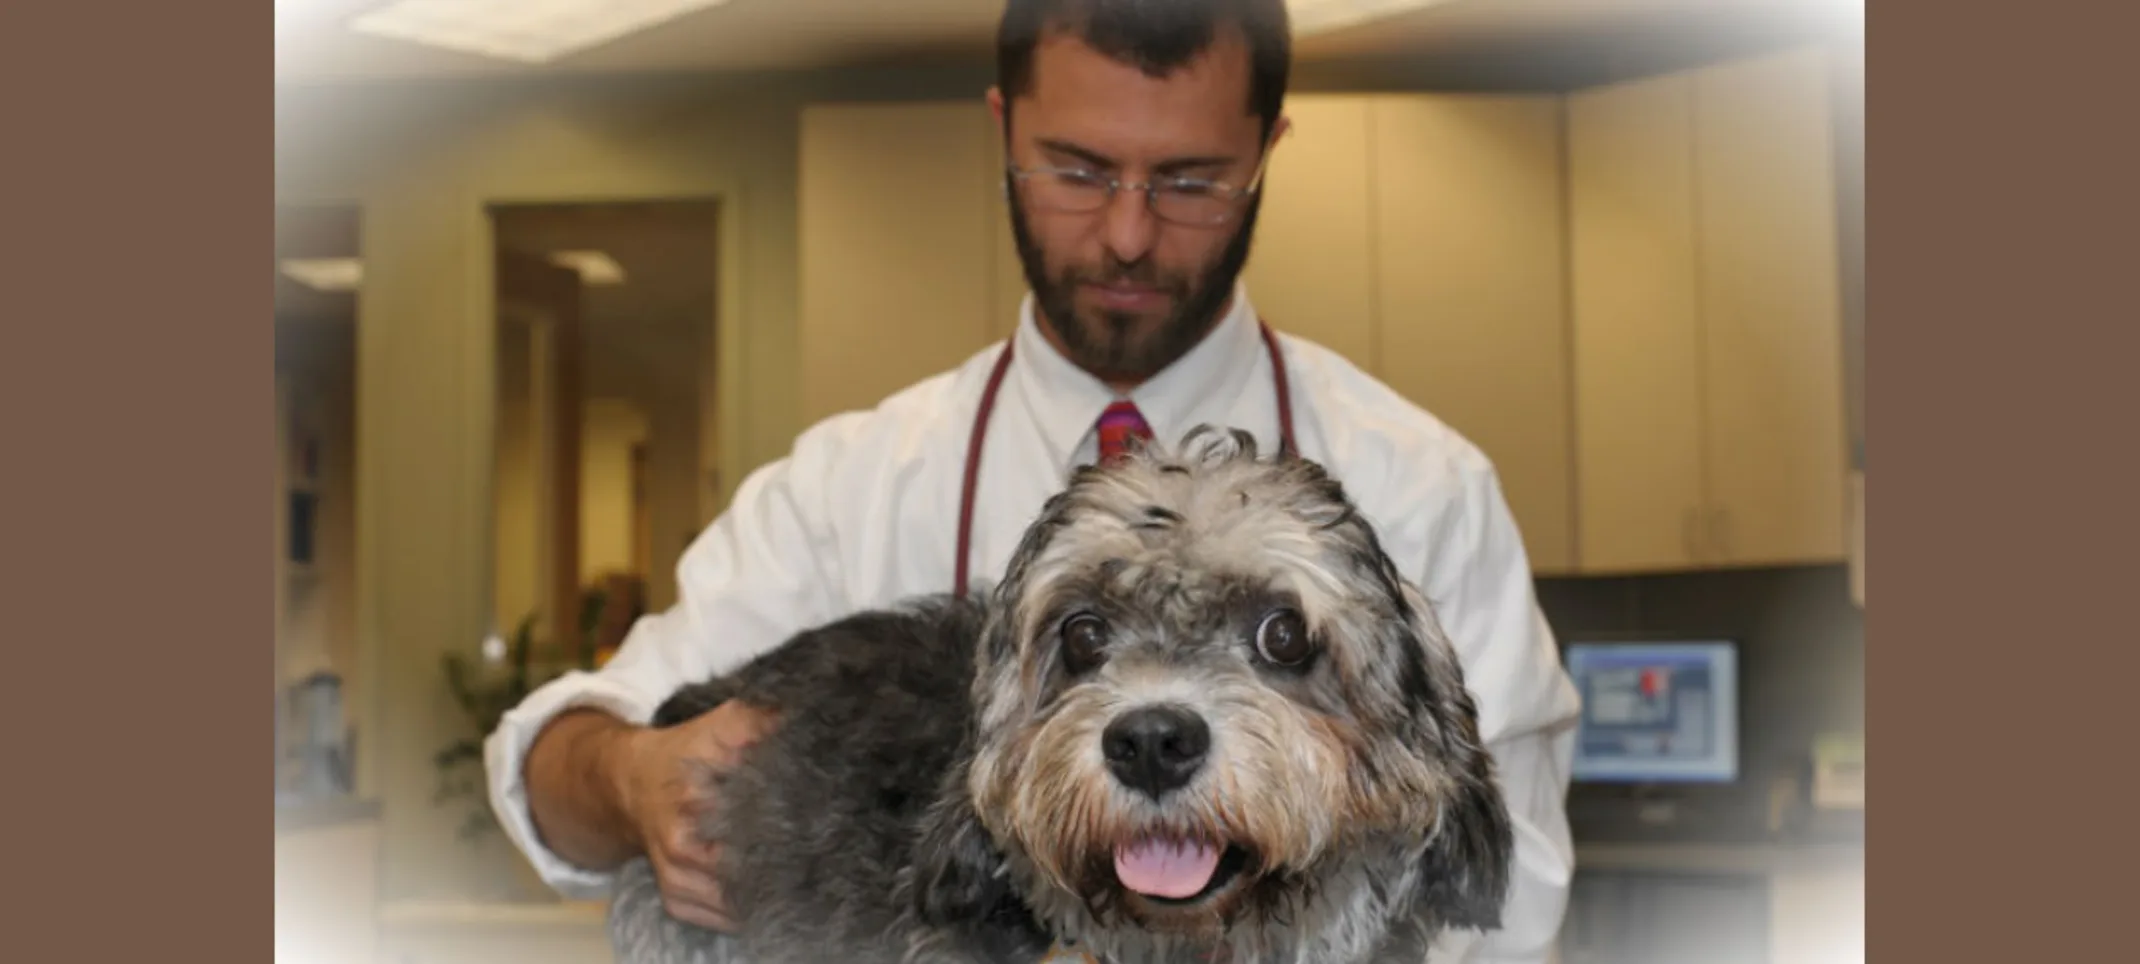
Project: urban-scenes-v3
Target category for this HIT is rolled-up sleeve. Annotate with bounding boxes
[1411,456,1583,964]
[482,413,864,898]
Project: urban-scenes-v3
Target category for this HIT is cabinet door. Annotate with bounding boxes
[1567,74,1711,573]
[1693,48,1850,566]
[1369,95,1578,573]
[799,102,1000,426]
[1561,869,1770,964]
[1241,95,1377,369]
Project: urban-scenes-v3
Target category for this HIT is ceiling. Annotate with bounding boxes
[275,0,1861,86]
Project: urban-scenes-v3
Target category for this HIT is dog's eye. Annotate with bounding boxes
[1254,609,1314,666]
[1061,613,1110,673]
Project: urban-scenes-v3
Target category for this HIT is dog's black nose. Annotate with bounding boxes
[1102,705,1210,798]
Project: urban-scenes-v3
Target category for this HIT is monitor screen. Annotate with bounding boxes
[1565,639,1738,784]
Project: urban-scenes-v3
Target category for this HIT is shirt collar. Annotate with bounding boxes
[1008,282,1265,472]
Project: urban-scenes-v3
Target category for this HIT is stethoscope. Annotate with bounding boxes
[952,320,1300,597]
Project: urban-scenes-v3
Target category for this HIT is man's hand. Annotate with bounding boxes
[523,701,780,931]
[616,701,780,929]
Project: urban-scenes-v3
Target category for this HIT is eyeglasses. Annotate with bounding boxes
[1004,145,1277,228]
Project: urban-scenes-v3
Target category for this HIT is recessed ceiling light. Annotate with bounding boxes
[280,257,363,292]
[548,250,627,286]
[1287,0,1460,36]
[349,0,739,64]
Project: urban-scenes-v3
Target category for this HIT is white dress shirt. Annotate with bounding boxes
[484,284,1582,963]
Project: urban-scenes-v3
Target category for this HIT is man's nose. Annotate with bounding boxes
[1101,183,1160,266]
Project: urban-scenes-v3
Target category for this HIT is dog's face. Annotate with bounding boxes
[911,428,1514,960]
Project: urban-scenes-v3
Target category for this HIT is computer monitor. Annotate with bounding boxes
[1565,638,1739,784]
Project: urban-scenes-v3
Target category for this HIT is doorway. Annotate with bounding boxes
[273,202,364,807]
[487,199,721,672]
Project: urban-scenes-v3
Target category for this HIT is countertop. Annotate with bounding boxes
[378,898,611,932]
[274,795,381,835]
[1575,840,1864,876]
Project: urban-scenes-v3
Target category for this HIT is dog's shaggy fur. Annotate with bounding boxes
[608,427,1515,964]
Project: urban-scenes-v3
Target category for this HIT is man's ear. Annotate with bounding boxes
[905,757,1011,927]
[988,84,1013,201]
[1268,113,1294,148]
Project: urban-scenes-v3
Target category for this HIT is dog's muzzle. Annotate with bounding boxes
[1101,704,1210,800]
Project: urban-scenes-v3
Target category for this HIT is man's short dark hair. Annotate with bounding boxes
[996,0,1293,141]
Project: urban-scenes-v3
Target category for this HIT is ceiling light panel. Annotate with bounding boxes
[1287,0,1460,36]
[548,250,627,286]
[280,258,364,292]
[349,0,738,64]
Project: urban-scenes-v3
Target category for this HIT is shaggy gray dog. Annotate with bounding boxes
[608,427,1515,964]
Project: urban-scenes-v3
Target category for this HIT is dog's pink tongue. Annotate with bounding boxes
[1113,838,1221,899]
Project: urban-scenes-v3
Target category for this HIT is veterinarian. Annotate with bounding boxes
[486,1,1582,961]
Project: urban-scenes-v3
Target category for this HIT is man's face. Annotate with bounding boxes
[992,31,1280,386]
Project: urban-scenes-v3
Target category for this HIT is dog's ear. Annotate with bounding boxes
[976,483,1081,670]
[1413,740,1516,933]
[1380,582,1517,933]
[907,758,1012,927]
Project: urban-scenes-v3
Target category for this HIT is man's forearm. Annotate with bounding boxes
[523,708,645,872]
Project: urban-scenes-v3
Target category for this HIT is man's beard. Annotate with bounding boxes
[1008,194,1262,385]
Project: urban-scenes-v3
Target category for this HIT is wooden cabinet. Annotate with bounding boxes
[1369,94,1576,573]
[1560,869,1770,964]
[1559,848,1864,964]
[1201,92,1578,571]
[1692,49,1851,569]
[1567,73,1711,573]
[1241,95,1378,368]
[1568,47,1849,572]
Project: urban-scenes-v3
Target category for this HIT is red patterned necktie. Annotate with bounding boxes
[1095,400,1154,464]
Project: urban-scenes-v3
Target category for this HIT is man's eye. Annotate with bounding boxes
[1160,179,1223,198]
[1055,171,1107,188]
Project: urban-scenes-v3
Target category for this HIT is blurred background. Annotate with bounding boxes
[273,2,1864,962]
